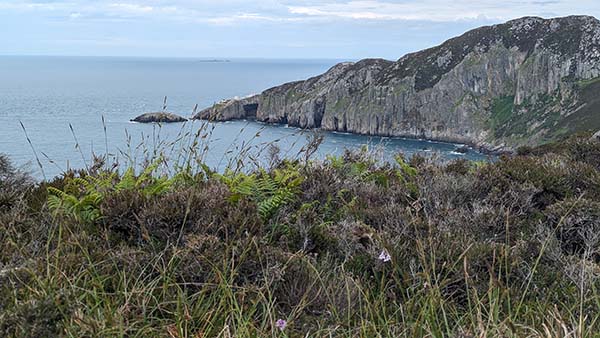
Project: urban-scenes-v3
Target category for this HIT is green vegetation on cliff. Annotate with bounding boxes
[559,79,600,135]
[2,132,600,337]
[577,76,600,89]
[489,95,515,134]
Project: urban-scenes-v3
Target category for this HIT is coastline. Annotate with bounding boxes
[195,116,506,156]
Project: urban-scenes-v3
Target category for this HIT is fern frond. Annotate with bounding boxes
[47,194,63,212]
[47,186,68,198]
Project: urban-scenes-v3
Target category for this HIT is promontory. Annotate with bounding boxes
[195,15,600,152]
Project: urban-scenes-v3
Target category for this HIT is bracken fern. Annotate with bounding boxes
[217,162,303,221]
[47,158,178,223]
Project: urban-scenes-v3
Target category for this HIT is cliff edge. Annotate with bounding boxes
[196,16,600,151]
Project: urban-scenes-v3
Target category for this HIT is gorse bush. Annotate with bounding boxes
[2,133,600,337]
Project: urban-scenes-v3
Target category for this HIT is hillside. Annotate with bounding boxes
[2,133,600,336]
[196,16,600,151]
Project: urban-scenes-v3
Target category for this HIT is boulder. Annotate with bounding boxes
[453,146,470,154]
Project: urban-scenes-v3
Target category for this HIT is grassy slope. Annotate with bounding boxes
[556,79,600,134]
[484,77,600,147]
[2,135,600,337]
[489,95,516,137]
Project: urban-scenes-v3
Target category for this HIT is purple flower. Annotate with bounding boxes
[275,319,287,331]
[378,249,391,262]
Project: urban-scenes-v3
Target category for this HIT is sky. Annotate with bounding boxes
[1,0,599,60]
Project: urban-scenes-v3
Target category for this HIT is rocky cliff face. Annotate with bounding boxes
[195,16,600,151]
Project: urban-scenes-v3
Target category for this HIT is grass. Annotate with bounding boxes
[2,128,600,337]
[577,76,600,89]
[554,80,600,139]
[489,95,515,134]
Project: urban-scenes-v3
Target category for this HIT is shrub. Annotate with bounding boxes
[0,154,32,211]
[2,133,600,336]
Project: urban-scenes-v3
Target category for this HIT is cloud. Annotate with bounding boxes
[0,0,598,25]
[1,0,598,58]
[286,0,600,22]
[108,3,155,14]
[0,1,68,11]
[204,12,309,25]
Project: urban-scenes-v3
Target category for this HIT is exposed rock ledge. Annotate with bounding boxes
[194,15,600,152]
[131,112,188,123]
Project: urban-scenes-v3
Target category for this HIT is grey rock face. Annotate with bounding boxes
[131,112,188,123]
[195,16,600,151]
[198,96,260,121]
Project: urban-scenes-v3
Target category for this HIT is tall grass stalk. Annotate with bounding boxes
[3,126,600,337]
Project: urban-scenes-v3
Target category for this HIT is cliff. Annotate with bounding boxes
[195,16,600,151]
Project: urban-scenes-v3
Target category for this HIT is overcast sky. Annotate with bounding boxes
[1,0,599,59]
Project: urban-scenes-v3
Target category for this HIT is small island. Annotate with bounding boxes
[130,112,188,123]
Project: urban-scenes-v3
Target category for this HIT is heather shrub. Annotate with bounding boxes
[2,134,600,336]
[545,198,600,258]
[0,154,32,211]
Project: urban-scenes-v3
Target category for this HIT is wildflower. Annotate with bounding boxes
[275,319,287,331]
[378,249,391,262]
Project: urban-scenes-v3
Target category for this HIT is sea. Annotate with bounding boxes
[0,56,491,179]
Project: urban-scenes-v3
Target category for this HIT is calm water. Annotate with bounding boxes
[0,56,490,179]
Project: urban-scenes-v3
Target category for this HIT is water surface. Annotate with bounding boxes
[0,56,490,179]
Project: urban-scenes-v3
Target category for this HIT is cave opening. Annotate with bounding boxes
[242,103,258,119]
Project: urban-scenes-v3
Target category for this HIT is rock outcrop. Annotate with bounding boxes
[131,112,188,123]
[195,16,600,151]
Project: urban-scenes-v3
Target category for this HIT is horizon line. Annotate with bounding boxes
[0,53,358,61]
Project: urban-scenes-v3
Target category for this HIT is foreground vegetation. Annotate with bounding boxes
[2,132,600,337]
